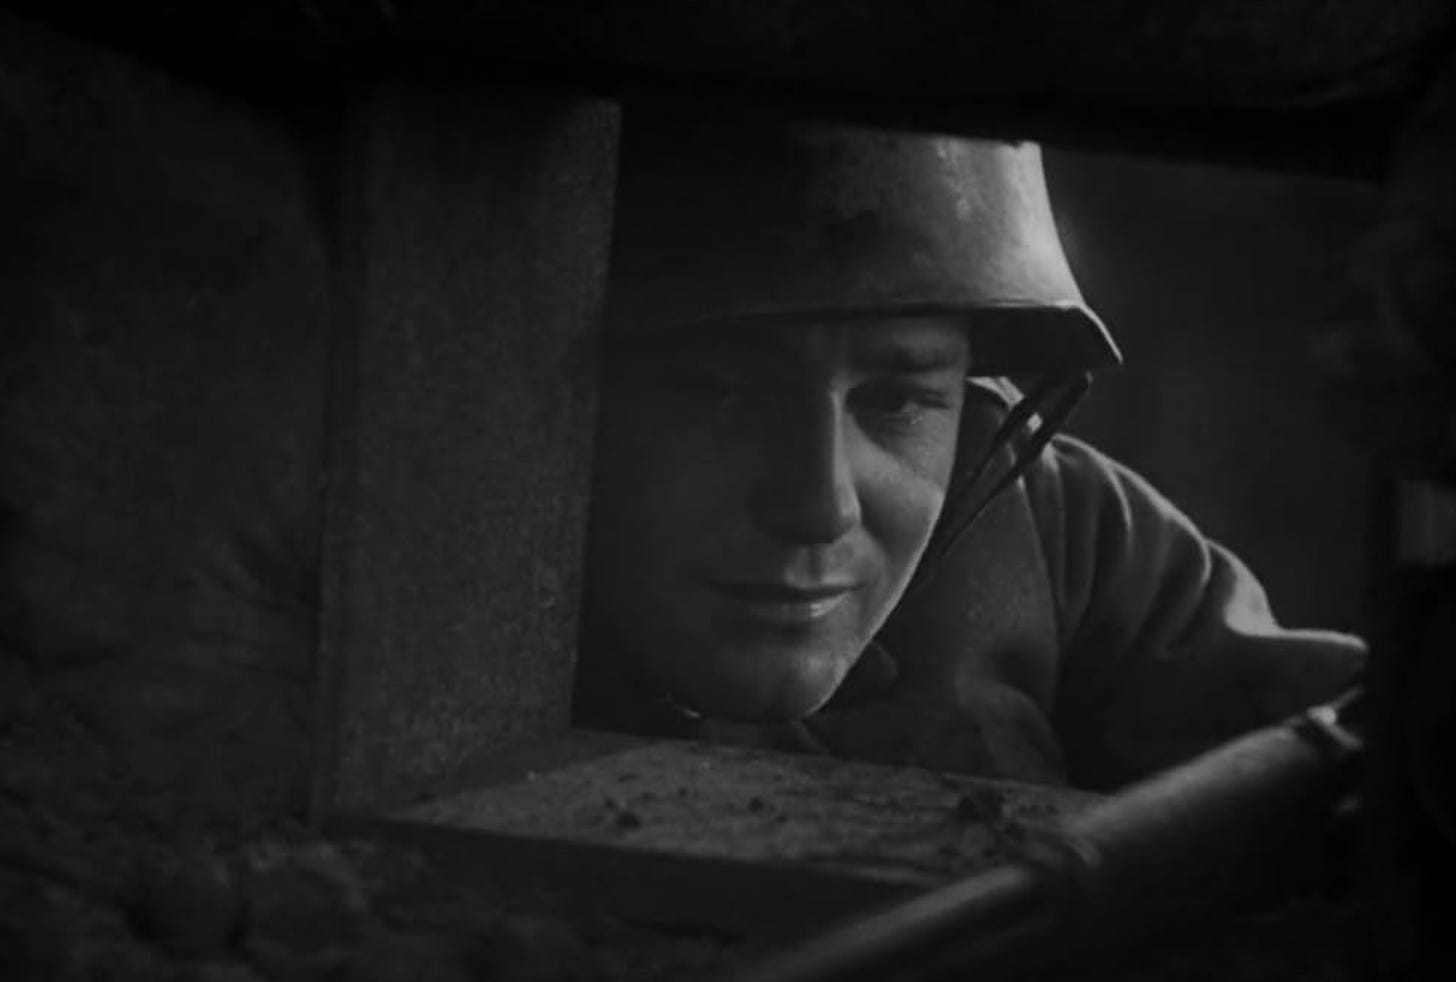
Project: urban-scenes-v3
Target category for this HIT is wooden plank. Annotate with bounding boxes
[312,86,619,817]
[332,732,1101,934]
[11,1,1450,111]
[334,818,923,938]
[8,2,1451,175]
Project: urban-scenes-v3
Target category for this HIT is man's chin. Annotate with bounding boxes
[668,660,847,724]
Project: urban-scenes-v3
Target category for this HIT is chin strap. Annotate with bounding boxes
[906,370,1093,600]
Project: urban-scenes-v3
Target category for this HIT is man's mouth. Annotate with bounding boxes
[709,580,857,626]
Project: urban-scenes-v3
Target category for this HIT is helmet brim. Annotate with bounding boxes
[607,302,1121,378]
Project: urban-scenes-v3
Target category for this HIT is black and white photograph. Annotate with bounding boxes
[2,3,1453,980]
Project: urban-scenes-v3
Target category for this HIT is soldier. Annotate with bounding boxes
[574,101,1365,791]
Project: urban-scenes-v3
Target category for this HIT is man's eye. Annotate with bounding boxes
[850,381,953,425]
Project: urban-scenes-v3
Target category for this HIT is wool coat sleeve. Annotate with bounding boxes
[1025,435,1367,790]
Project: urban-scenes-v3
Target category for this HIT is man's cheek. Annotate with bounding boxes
[876,477,947,555]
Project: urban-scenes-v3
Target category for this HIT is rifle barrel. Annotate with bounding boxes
[710,694,1363,982]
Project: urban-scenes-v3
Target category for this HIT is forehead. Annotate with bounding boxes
[606,316,972,369]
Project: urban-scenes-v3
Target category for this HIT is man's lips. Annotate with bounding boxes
[708,580,858,626]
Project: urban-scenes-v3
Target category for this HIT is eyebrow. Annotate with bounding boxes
[847,336,969,374]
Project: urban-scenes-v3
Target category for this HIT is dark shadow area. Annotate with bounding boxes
[1051,150,1380,633]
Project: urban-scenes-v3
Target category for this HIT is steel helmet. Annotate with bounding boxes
[603,97,1120,376]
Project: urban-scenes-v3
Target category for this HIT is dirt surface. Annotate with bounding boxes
[2,652,1371,981]
[402,735,1102,885]
[0,655,754,982]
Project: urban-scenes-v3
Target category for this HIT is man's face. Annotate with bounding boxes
[585,317,969,723]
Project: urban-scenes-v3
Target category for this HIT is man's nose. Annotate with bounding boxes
[749,395,863,544]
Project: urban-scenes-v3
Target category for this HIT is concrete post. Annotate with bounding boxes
[312,84,619,816]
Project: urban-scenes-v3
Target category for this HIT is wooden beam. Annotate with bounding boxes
[6,1,1451,175]
[332,731,1101,935]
